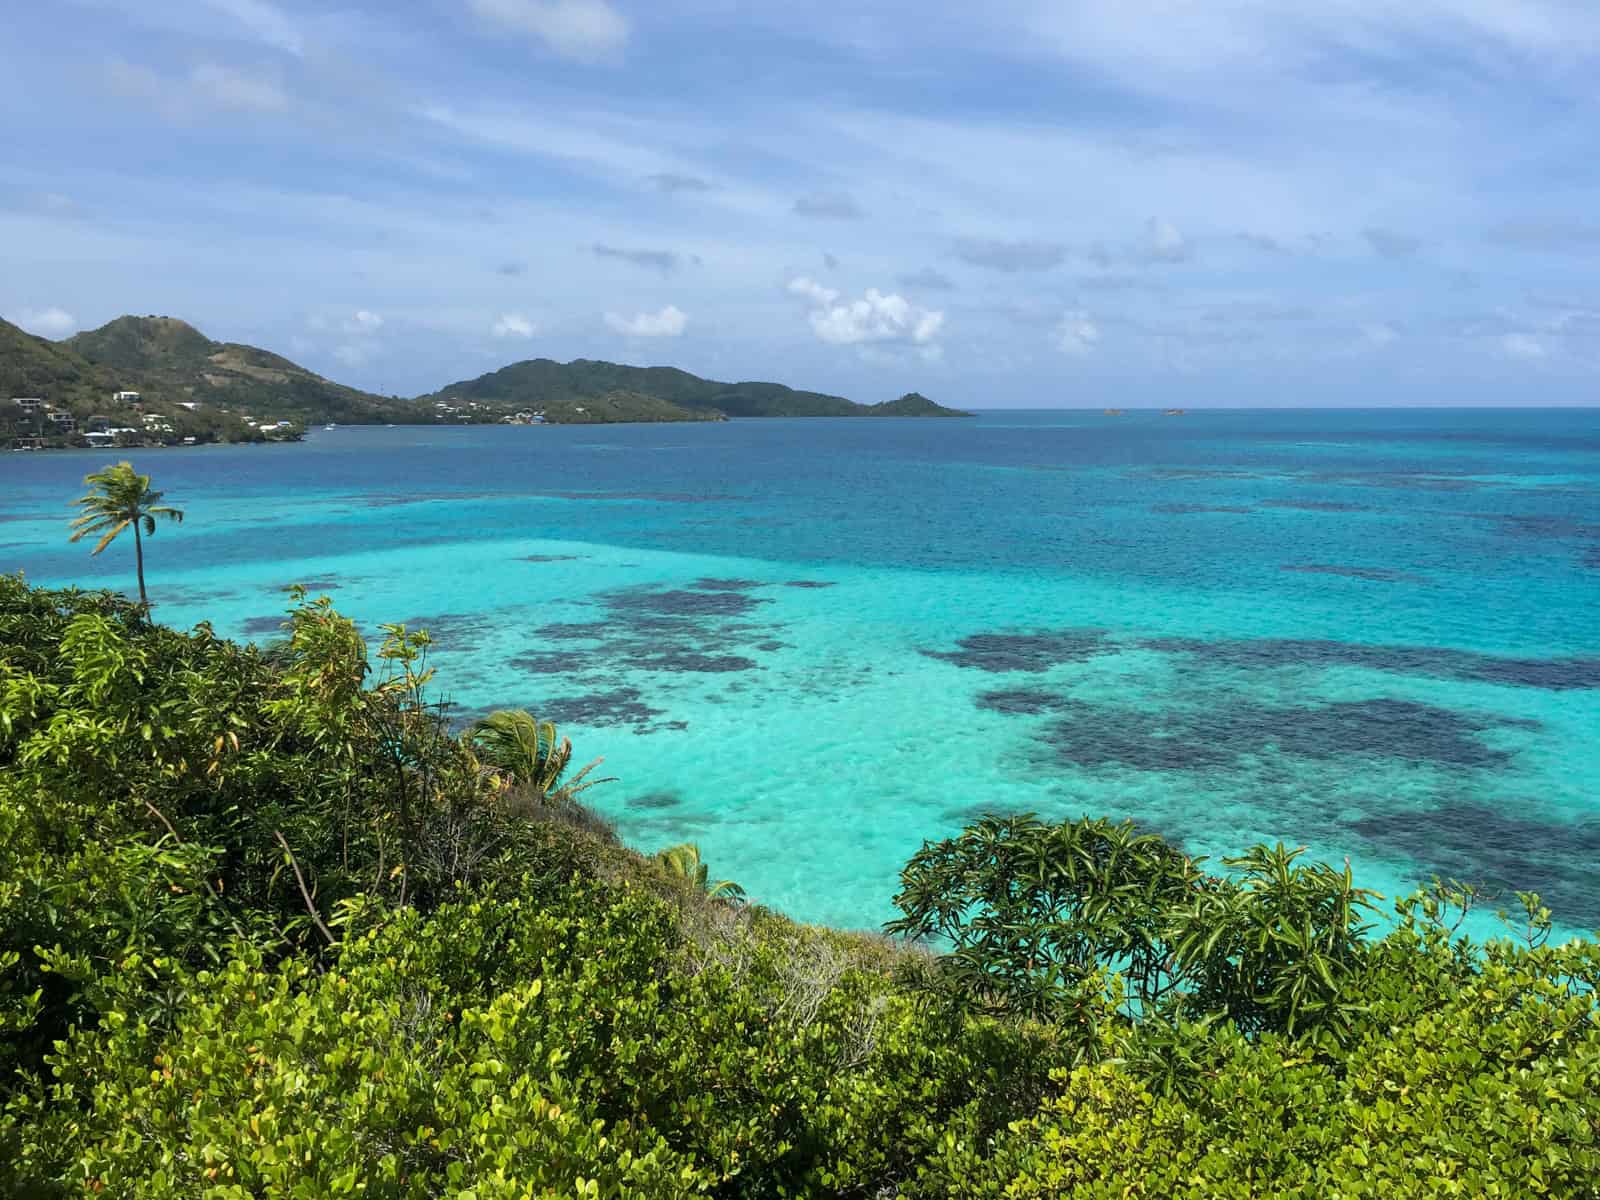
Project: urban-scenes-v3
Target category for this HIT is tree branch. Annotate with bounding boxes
[274,830,338,948]
[143,799,249,942]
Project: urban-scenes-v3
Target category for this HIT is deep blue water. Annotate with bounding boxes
[5,409,1599,936]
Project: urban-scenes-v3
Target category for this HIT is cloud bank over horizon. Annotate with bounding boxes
[3,0,1598,405]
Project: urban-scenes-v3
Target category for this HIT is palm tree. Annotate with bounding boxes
[655,842,746,903]
[465,709,611,805]
[68,462,184,608]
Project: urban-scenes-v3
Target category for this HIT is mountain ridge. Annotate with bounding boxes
[3,314,971,448]
[64,315,410,424]
[422,357,971,418]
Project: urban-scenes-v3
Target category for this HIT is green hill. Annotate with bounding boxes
[65,314,216,370]
[422,358,970,418]
[4,314,970,448]
[537,389,726,424]
[64,315,417,425]
[0,317,110,409]
[866,391,972,417]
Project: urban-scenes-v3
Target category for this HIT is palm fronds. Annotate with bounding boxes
[466,709,613,805]
[68,461,183,605]
[656,842,746,904]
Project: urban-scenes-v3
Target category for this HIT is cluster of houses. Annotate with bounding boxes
[432,397,547,425]
[432,397,481,421]
[7,389,196,449]
[9,396,73,431]
[8,386,303,450]
[7,397,90,448]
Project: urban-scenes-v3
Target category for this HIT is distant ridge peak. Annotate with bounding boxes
[867,391,973,417]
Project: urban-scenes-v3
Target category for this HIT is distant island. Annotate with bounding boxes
[420,360,970,422]
[1,314,971,450]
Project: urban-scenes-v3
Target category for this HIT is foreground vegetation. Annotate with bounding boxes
[1,575,1596,1197]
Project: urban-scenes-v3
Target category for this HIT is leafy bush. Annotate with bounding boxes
[3,575,1597,1199]
[924,936,1600,1198]
[3,877,1078,1197]
[889,814,1381,1046]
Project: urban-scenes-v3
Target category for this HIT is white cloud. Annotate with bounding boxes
[201,0,304,56]
[1020,1,1600,111]
[190,63,287,111]
[605,304,688,337]
[796,284,945,348]
[8,306,78,338]
[1499,332,1546,359]
[105,59,174,109]
[1362,322,1399,347]
[105,59,289,120]
[1143,217,1192,263]
[468,0,629,62]
[414,105,765,215]
[493,312,537,338]
[345,310,384,334]
[914,310,945,343]
[1056,311,1102,355]
[787,276,840,306]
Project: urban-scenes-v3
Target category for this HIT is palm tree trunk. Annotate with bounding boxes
[134,520,148,607]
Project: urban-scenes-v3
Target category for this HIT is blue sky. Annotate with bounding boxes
[3,0,1599,406]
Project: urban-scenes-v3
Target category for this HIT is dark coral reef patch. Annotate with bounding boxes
[925,630,1109,673]
[1348,803,1600,928]
[1145,636,1600,691]
[1039,697,1521,773]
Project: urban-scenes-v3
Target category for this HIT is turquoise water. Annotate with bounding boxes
[5,410,1599,937]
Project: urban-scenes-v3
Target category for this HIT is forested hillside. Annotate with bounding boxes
[422,358,971,419]
[3,315,968,448]
[65,315,419,424]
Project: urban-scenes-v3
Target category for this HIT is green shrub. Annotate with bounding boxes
[925,937,1600,1199]
[4,880,1071,1198]
[4,576,1598,1200]
[889,814,1381,1045]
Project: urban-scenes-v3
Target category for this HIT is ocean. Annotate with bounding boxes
[5,409,1598,938]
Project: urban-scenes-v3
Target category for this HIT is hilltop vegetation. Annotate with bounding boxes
[0,319,104,409]
[537,389,728,424]
[65,315,419,425]
[866,391,967,417]
[1,573,1595,1197]
[3,314,968,447]
[1,315,413,448]
[423,357,971,419]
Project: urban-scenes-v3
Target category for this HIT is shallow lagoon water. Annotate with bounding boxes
[5,410,1599,938]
